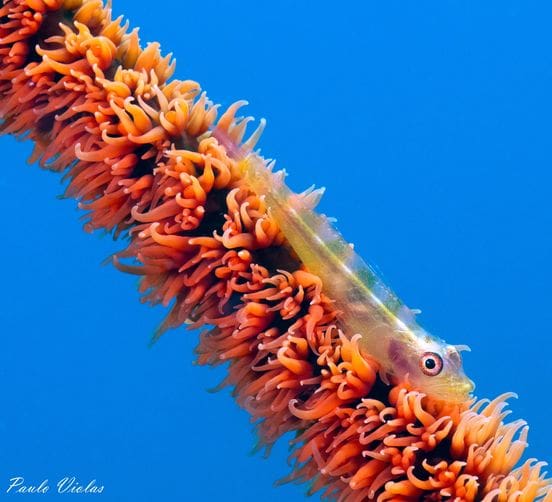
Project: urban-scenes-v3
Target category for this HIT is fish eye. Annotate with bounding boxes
[419,352,443,376]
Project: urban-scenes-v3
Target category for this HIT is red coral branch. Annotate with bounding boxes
[0,1,550,500]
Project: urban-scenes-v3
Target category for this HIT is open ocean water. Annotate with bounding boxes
[1,1,551,500]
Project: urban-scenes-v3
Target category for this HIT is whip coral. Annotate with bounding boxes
[0,0,550,500]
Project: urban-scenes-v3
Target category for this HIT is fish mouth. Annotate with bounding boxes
[427,377,475,403]
[454,378,476,398]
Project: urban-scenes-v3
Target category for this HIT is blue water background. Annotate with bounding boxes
[1,1,551,500]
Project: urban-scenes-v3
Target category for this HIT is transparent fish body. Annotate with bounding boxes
[214,128,474,402]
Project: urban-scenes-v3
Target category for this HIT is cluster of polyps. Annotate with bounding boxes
[0,0,549,500]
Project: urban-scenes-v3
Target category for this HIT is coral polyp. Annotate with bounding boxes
[0,0,549,500]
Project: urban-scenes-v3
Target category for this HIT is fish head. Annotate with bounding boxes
[388,330,474,402]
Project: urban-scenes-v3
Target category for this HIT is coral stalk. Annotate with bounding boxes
[0,0,550,500]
